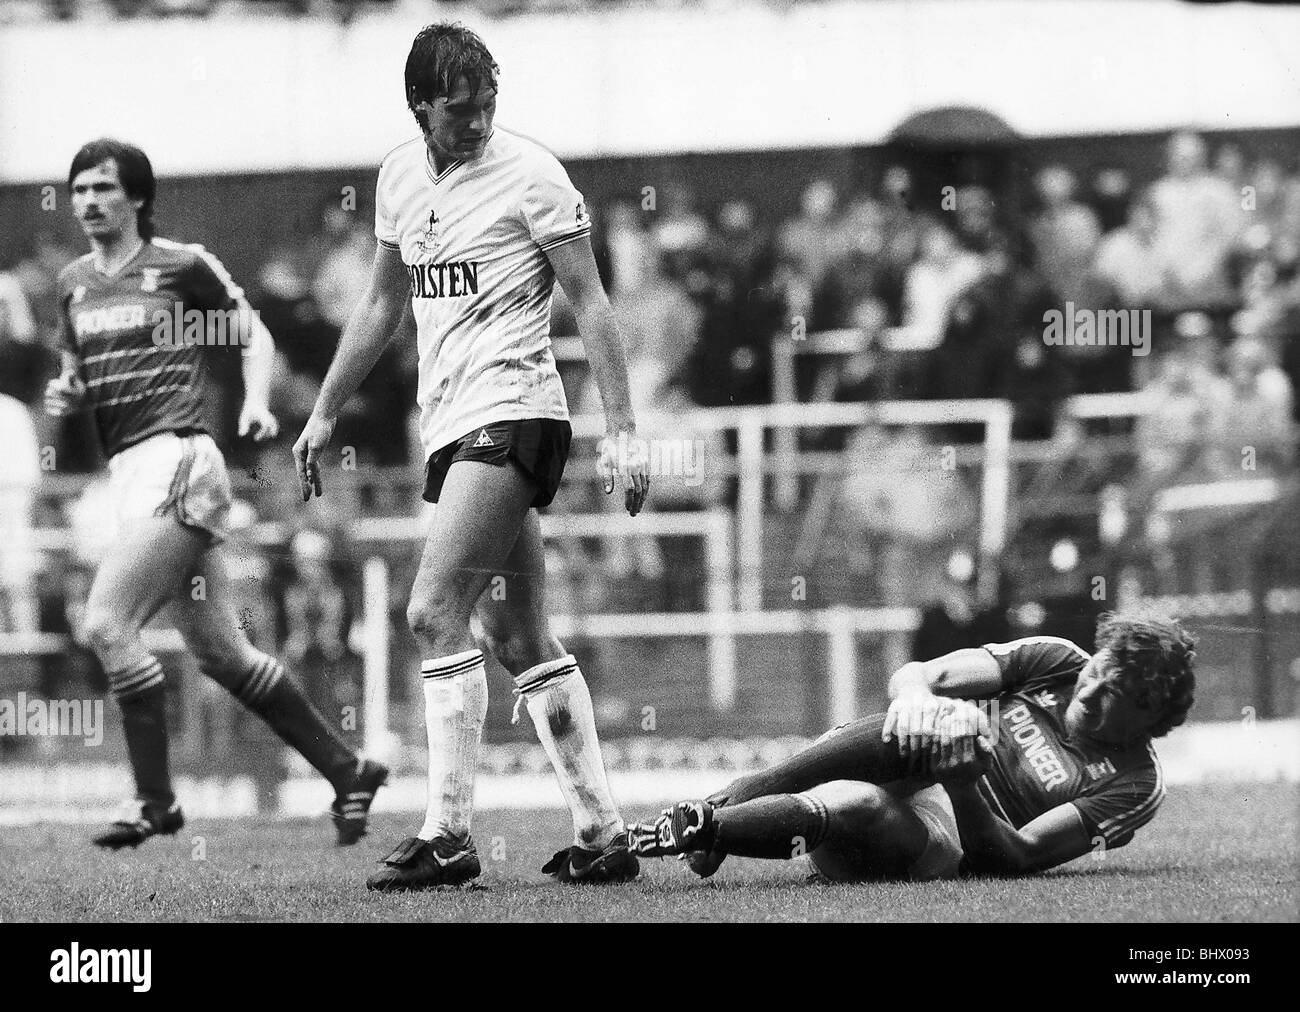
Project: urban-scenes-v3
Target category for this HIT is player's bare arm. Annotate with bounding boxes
[236,307,279,441]
[544,235,648,516]
[883,648,1003,757]
[945,780,1094,875]
[294,242,409,500]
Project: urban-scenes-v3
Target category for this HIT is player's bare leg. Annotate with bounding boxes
[631,780,944,882]
[167,546,384,845]
[476,509,637,883]
[708,714,917,807]
[684,714,918,876]
[368,459,535,890]
[82,516,208,848]
[799,781,932,881]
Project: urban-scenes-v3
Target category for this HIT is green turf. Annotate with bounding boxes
[1,781,1295,922]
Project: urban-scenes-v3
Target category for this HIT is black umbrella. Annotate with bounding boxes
[889,106,1020,149]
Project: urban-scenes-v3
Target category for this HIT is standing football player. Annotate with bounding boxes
[47,138,387,850]
[294,23,649,890]
[630,613,1195,881]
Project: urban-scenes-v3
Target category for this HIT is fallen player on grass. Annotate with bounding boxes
[629,612,1196,882]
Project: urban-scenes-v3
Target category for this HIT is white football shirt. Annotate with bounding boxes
[374,127,591,456]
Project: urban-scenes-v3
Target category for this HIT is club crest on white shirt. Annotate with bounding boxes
[417,210,442,255]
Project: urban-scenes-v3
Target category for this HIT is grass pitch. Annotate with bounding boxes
[1,781,1295,922]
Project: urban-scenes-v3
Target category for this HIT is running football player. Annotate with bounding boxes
[630,613,1196,881]
[47,139,387,850]
[293,23,649,890]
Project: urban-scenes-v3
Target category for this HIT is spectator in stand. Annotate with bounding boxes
[1091,190,1169,310]
[12,229,77,340]
[1149,131,1242,311]
[1215,143,1260,252]
[1231,235,1300,424]
[896,217,985,353]
[0,265,48,407]
[10,233,78,459]
[1246,159,1300,259]
[261,242,415,467]
[707,199,771,297]
[1134,329,1227,490]
[912,550,1011,661]
[815,204,889,333]
[312,206,375,332]
[1030,165,1101,307]
[651,179,711,286]
[603,200,657,298]
[1206,335,1295,479]
[598,249,701,418]
[833,424,980,606]
[687,210,784,409]
[1086,166,1134,235]
[875,166,923,319]
[933,245,1067,434]
[778,178,842,295]
[0,268,37,350]
[1214,142,1250,192]
[952,184,1005,255]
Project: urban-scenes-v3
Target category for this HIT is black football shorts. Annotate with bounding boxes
[423,417,573,509]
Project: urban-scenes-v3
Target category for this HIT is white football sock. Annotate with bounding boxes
[513,654,623,849]
[417,649,488,843]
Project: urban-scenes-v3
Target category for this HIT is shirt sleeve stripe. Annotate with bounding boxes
[86,364,192,387]
[537,225,592,252]
[156,238,246,304]
[377,238,401,250]
[94,384,193,408]
[83,346,165,364]
[1095,747,1166,842]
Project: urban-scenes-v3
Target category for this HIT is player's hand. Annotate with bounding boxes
[44,370,87,417]
[597,428,650,516]
[238,400,280,442]
[932,728,993,785]
[293,413,336,501]
[929,700,992,781]
[882,691,948,763]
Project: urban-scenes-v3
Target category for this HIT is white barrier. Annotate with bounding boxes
[568,399,1014,609]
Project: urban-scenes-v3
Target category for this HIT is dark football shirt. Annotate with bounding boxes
[977,636,1166,849]
[56,238,246,458]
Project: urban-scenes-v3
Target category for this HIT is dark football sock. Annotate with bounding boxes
[226,654,356,790]
[707,713,912,807]
[109,658,174,808]
[711,794,831,860]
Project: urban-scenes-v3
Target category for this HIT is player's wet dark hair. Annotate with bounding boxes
[405,22,499,132]
[67,138,156,240]
[1095,611,1196,738]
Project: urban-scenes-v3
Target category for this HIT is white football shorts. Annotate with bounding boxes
[106,431,233,544]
